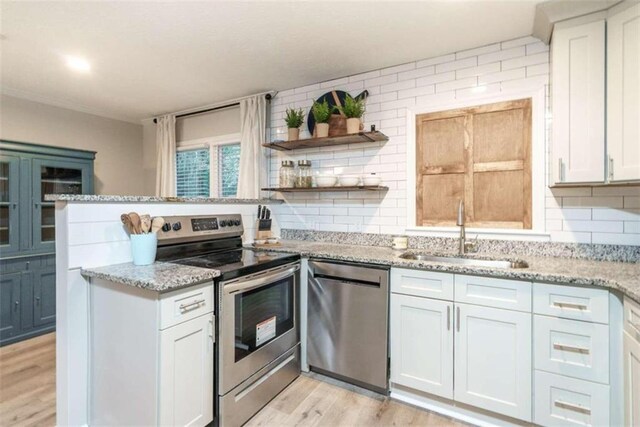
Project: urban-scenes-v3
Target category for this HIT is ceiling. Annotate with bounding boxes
[1,1,545,123]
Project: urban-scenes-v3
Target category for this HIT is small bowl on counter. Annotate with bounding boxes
[338,175,361,187]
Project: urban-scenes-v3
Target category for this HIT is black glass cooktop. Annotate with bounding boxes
[172,248,300,281]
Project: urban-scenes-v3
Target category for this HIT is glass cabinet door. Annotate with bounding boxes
[32,158,92,251]
[0,155,20,255]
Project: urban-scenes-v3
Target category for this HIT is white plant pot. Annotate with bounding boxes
[315,123,329,138]
[288,128,300,141]
[346,118,361,134]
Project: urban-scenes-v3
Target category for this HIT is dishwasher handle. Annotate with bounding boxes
[309,260,389,287]
[314,275,382,288]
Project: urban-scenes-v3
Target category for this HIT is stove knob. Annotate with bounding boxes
[233,220,241,226]
[220,220,227,227]
[161,223,171,232]
[172,222,182,231]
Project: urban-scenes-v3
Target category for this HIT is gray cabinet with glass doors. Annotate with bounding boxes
[0,140,95,345]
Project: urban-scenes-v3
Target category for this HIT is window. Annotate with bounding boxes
[415,98,532,229]
[176,138,240,198]
[177,149,210,197]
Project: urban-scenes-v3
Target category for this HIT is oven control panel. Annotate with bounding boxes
[157,214,243,245]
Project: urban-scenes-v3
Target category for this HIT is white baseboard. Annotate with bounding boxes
[390,385,530,427]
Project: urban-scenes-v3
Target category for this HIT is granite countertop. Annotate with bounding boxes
[80,239,639,302]
[258,240,640,304]
[81,262,221,292]
[45,194,283,204]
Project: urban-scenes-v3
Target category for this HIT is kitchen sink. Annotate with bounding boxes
[398,252,529,269]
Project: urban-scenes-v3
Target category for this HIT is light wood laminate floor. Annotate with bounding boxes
[0,333,464,426]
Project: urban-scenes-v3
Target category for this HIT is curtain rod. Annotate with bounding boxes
[153,93,272,124]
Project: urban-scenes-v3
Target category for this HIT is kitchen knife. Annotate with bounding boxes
[257,204,262,219]
[266,208,271,219]
[261,206,267,219]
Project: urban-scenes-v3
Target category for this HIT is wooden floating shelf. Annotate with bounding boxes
[262,131,389,151]
[261,186,389,193]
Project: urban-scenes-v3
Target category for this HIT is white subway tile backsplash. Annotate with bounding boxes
[455,43,501,59]
[435,56,477,73]
[456,62,501,79]
[267,36,637,247]
[478,68,526,85]
[398,65,436,81]
[478,46,525,65]
[417,53,456,68]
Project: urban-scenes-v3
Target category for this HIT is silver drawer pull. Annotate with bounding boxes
[554,399,591,415]
[553,342,590,354]
[553,301,587,310]
[179,298,206,312]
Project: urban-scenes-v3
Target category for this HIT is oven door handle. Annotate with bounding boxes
[225,264,300,294]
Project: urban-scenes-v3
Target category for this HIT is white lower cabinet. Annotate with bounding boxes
[454,303,532,422]
[624,296,640,427]
[534,370,610,427]
[159,314,214,427]
[390,294,453,399]
[624,331,640,427]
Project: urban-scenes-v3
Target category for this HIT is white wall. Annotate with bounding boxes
[267,36,640,246]
[141,107,241,195]
[0,95,143,195]
[0,94,145,195]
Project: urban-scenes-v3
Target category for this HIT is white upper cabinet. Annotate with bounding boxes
[607,2,640,182]
[552,19,606,184]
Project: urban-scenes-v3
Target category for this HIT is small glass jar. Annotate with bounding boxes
[279,160,295,188]
[296,160,313,188]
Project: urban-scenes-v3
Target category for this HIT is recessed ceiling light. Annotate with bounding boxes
[66,56,91,72]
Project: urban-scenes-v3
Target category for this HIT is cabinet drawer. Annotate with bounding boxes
[534,315,609,384]
[624,296,640,342]
[454,275,531,311]
[533,283,609,324]
[160,282,214,330]
[390,268,453,300]
[534,370,609,427]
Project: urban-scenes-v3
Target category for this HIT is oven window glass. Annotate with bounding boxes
[234,275,294,362]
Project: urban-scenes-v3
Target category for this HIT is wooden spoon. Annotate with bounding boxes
[128,212,142,234]
[120,213,134,235]
[140,214,152,234]
[151,217,165,234]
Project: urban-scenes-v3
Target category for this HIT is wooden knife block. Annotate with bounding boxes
[255,219,273,239]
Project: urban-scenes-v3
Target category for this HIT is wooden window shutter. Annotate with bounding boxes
[416,99,532,229]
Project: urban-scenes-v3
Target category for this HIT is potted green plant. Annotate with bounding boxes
[336,94,366,134]
[284,107,305,141]
[311,99,332,138]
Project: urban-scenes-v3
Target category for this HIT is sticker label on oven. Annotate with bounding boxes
[256,316,276,347]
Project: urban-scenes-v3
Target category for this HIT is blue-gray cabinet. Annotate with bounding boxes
[0,140,95,346]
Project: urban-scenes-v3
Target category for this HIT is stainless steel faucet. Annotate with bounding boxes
[456,200,476,255]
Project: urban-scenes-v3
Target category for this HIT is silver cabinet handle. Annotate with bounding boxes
[14,300,19,309]
[35,297,40,305]
[558,158,564,182]
[553,342,590,354]
[554,399,591,415]
[179,298,206,312]
[447,306,451,331]
[609,156,614,180]
[456,306,460,332]
[553,301,587,310]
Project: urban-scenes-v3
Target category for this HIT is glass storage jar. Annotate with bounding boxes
[279,160,295,188]
[296,160,313,188]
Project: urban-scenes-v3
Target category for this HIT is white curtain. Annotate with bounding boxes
[237,95,267,199]
[155,114,177,197]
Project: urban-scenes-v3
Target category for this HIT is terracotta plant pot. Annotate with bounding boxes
[288,128,300,141]
[346,118,361,134]
[315,123,329,138]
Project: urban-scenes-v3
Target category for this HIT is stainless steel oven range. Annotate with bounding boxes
[156,214,301,427]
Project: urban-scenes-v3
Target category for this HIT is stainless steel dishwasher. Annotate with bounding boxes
[307,260,389,393]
